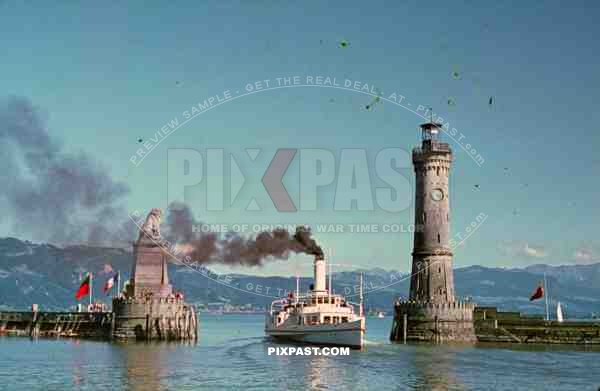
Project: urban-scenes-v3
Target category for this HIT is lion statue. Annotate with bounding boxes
[137,208,163,243]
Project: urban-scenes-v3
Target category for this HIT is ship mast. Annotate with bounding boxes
[329,259,333,295]
[295,274,299,304]
[359,273,364,317]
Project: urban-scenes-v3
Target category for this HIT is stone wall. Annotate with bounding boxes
[390,300,477,343]
[391,305,600,345]
[474,307,600,344]
[112,296,198,341]
[0,311,112,338]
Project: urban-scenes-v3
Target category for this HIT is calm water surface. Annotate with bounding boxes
[0,315,599,390]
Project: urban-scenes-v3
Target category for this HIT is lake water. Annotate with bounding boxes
[0,315,598,390]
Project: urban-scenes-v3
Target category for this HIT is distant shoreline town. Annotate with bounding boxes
[197,303,265,314]
[195,303,389,317]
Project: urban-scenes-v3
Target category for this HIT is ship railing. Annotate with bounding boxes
[269,299,289,315]
[346,301,361,315]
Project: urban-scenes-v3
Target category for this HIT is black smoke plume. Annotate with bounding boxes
[0,96,135,245]
[164,202,324,267]
[0,96,323,263]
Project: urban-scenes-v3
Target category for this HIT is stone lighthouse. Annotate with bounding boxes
[390,122,476,343]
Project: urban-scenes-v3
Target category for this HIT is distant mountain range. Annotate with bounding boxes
[1,237,599,318]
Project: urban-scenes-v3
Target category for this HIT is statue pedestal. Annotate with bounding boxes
[112,296,198,341]
[113,210,197,341]
[130,241,172,298]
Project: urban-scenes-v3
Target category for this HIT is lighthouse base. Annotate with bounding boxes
[390,300,476,343]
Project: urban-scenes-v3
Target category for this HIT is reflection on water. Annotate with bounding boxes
[304,353,344,391]
[121,343,165,391]
[119,341,197,391]
[68,339,87,388]
[412,346,465,391]
[1,317,599,391]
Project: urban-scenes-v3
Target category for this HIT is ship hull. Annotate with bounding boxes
[265,319,364,348]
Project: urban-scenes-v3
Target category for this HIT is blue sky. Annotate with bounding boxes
[2,0,600,275]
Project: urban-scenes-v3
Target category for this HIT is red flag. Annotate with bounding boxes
[75,274,91,300]
[529,282,544,301]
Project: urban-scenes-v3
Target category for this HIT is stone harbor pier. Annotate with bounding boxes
[0,311,112,338]
[112,208,198,341]
[0,210,198,342]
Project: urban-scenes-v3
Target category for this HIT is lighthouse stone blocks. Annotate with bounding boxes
[390,123,476,343]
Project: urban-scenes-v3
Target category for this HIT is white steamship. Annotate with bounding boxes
[265,253,365,348]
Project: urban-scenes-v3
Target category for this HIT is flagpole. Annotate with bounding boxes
[544,272,549,321]
[294,259,299,305]
[89,272,93,309]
